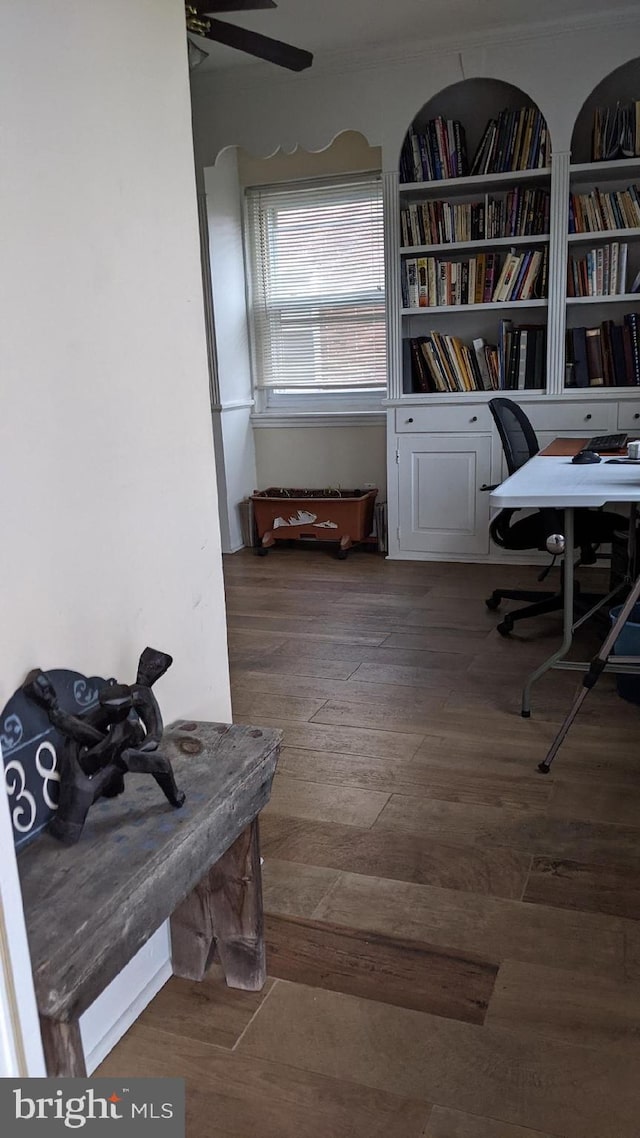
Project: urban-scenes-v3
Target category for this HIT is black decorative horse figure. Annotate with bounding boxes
[21,647,185,845]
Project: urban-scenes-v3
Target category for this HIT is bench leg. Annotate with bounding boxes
[171,818,266,991]
[39,1016,86,1077]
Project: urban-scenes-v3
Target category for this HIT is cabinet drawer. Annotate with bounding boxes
[396,405,492,433]
[618,402,640,430]
[526,401,616,434]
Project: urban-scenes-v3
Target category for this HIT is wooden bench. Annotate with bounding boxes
[16,719,281,1077]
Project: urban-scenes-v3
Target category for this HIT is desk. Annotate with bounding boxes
[490,448,640,715]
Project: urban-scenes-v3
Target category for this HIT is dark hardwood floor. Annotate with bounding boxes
[99,547,640,1137]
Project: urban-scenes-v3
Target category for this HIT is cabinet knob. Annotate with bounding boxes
[470,415,478,422]
[634,413,640,420]
[406,417,414,423]
[585,413,592,421]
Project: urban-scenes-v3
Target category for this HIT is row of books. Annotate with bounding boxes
[471,107,550,176]
[399,106,549,184]
[569,184,640,233]
[401,248,548,308]
[400,118,468,183]
[567,241,633,298]
[566,316,640,387]
[592,102,640,162]
[405,322,546,394]
[400,187,550,247]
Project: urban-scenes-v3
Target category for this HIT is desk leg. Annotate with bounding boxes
[522,507,575,717]
[171,818,266,991]
[39,1016,86,1077]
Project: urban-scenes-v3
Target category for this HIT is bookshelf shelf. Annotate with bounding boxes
[566,293,640,305]
[399,167,551,198]
[402,299,548,315]
[401,234,550,255]
[570,158,640,183]
[568,228,640,244]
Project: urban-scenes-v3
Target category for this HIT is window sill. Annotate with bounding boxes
[250,410,386,428]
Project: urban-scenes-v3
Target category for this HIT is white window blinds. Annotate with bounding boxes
[245,174,386,392]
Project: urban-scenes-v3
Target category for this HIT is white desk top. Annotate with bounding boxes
[490,455,640,509]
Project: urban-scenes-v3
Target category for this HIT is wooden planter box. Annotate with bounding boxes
[251,488,377,558]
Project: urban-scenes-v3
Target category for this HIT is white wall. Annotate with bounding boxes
[0,0,231,1070]
[218,133,387,499]
[205,151,258,552]
[254,425,386,490]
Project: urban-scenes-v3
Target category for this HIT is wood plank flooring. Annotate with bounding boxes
[98,548,640,1137]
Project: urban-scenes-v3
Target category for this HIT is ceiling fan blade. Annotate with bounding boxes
[201,17,313,70]
[190,1,277,13]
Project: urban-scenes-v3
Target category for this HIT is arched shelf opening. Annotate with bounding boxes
[392,77,552,403]
[398,78,551,184]
[571,57,640,166]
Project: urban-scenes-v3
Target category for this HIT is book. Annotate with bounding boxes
[585,327,605,385]
[571,327,590,387]
[406,259,419,307]
[417,258,429,307]
[399,117,469,183]
[498,319,513,388]
[601,320,615,385]
[409,337,431,392]
[516,329,529,389]
[472,338,493,390]
[625,312,640,384]
[611,322,628,385]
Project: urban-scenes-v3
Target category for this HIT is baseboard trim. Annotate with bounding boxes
[83,956,173,1074]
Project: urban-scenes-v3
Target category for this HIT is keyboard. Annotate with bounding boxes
[587,432,628,452]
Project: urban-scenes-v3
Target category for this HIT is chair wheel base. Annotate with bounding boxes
[537,761,551,774]
[485,595,501,611]
[336,549,348,560]
[521,709,531,718]
[497,617,513,636]
[255,546,269,557]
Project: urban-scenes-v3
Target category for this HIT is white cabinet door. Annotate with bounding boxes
[398,433,492,555]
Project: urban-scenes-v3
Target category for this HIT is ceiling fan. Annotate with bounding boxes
[185,1,313,72]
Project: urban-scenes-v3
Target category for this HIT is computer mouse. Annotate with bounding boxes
[571,449,602,464]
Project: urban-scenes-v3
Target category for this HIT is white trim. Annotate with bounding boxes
[251,411,386,428]
[0,741,45,1076]
[401,235,550,256]
[81,929,173,1074]
[568,228,640,244]
[566,293,640,305]
[399,169,551,197]
[570,157,640,183]
[386,549,549,564]
[401,299,548,314]
[211,398,255,412]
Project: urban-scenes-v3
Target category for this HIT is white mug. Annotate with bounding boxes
[628,440,640,460]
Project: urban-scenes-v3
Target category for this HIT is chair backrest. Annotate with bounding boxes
[489,397,540,475]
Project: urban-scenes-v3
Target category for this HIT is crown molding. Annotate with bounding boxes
[191,4,640,95]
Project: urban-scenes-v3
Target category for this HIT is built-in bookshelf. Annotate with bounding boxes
[386,59,640,565]
[389,68,640,401]
[395,81,552,396]
[564,151,640,387]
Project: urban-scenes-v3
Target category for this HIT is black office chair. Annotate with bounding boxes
[486,397,626,636]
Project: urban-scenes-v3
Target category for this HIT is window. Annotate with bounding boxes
[245,173,386,411]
